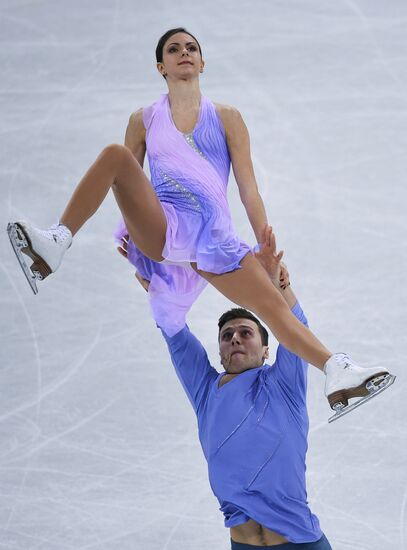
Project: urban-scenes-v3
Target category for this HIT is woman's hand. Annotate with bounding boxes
[254,226,290,289]
[117,234,150,292]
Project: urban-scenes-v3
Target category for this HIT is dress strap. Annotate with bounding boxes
[142,95,167,131]
[142,104,155,131]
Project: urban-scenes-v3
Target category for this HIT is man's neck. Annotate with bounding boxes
[219,364,265,387]
[218,373,238,387]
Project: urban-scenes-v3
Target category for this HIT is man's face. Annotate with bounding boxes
[219,318,269,374]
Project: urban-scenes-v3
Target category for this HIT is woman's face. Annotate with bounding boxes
[158,32,204,80]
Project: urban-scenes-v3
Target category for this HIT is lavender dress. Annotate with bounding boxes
[115,94,251,335]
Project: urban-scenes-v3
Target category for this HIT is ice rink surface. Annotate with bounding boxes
[1,1,407,548]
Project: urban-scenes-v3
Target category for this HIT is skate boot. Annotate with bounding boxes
[7,221,72,294]
[324,353,396,423]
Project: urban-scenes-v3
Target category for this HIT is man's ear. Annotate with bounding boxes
[263,347,269,360]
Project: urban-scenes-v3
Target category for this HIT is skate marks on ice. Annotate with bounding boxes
[400,483,407,550]
[2,1,407,550]
[342,0,404,88]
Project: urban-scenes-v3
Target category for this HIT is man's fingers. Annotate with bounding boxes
[121,236,129,251]
[135,271,150,292]
[117,246,128,258]
[279,264,290,289]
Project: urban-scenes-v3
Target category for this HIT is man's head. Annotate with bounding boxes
[218,308,269,374]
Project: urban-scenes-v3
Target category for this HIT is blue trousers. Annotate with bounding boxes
[231,534,332,550]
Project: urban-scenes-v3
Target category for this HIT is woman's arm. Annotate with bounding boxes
[124,108,147,167]
[215,103,268,243]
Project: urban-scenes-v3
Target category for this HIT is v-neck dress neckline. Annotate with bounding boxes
[166,93,204,136]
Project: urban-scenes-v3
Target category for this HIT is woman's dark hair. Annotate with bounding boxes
[155,27,203,63]
[218,308,269,346]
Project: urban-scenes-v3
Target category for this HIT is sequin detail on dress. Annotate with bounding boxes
[161,171,201,211]
[183,132,206,159]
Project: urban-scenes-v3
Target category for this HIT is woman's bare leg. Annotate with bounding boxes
[60,144,167,261]
[195,253,331,370]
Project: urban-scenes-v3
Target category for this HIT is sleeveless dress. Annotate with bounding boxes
[115,94,251,336]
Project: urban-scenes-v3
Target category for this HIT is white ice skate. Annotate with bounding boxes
[7,221,72,294]
[324,353,396,423]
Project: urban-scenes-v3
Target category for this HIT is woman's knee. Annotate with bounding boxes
[100,144,136,174]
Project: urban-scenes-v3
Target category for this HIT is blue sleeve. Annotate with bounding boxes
[272,302,309,405]
[161,325,219,413]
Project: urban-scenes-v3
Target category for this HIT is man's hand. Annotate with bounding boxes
[117,234,150,292]
[279,263,290,291]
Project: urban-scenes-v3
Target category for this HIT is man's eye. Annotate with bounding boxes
[242,330,251,337]
[222,333,232,340]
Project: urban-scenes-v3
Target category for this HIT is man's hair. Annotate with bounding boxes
[218,308,269,346]
[155,27,203,63]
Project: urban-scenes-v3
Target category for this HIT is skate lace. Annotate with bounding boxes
[40,224,71,243]
[335,353,355,370]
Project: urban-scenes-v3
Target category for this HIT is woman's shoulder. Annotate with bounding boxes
[133,94,167,131]
[128,98,158,133]
[212,102,245,135]
[212,101,241,118]
[127,108,146,133]
[125,108,146,152]
[128,107,144,124]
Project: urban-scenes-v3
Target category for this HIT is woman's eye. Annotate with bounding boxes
[188,45,197,51]
[168,47,177,53]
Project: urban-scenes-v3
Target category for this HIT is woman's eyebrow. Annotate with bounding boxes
[167,41,196,47]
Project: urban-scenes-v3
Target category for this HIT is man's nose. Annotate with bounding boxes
[231,332,240,345]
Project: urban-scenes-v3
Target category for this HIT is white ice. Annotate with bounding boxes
[1,1,407,549]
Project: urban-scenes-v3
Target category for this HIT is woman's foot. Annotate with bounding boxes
[7,221,72,294]
[324,353,395,422]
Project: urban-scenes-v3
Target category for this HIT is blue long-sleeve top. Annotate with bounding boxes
[161,302,323,543]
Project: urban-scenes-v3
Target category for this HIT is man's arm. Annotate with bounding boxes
[255,227,309,400]
[118,245,218,413]
[161,325,218,413]
[254,225,297,308]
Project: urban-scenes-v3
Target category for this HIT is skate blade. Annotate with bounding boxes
[7,223,39,295]
[328,373,396,423]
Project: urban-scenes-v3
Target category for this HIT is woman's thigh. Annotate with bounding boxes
[111,145,167,261]
[193,252,289,318]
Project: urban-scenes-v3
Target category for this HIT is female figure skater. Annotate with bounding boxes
[7,28,394,421]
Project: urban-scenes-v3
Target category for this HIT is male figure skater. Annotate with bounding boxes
[119,226,332,549]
